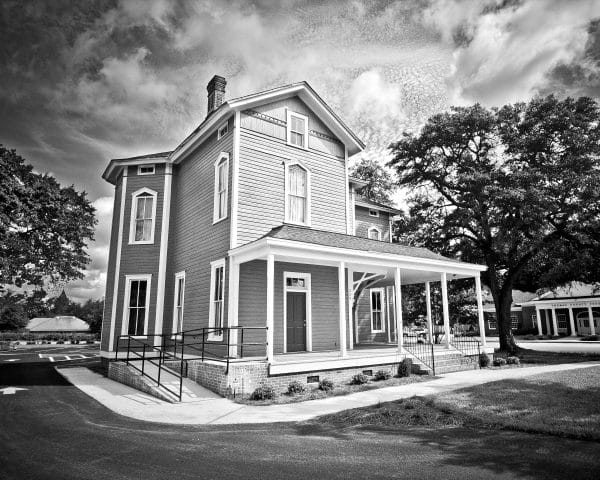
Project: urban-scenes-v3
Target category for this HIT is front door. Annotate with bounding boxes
[286,292,306,352]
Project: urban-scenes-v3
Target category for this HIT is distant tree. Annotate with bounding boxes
[0,145,96,289]
[350,157,396,204]
[78,299,104,333]
[0,292,28,331]
[50,290,71,315]
[389,95,600,353]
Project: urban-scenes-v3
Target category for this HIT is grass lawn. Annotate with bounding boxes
[234,373,434,405]
[316,365,600,441]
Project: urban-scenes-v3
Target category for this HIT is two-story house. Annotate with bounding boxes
[101,76,490,399]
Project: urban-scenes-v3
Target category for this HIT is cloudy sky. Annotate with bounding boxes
[1,0,599,302]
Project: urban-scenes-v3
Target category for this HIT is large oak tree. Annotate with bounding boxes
[389,96,600,353]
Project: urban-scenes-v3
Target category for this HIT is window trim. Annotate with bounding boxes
[217,121,229,140]
[172,271,185,337]
[137,164,155,176]
[282,271,312,353]
[129,188,158,245]
[121,274,152,338]
[369,209,379,217]
[208,259,226,341]
[213,152,230,224]
[368,226,382,241]
[286,110,309,149]
[370,287,385,333]
[284,159,311,226]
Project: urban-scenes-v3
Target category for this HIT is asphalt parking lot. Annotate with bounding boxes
[1,345,599,480]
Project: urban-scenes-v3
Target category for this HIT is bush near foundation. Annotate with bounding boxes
[374,369,392,381]
[287,380,305,395]
[493,358,507,367]
[479,353,491,368]
[506,356,520,365]
[319,379,334,392]
[398,358,412,377]
[249,385,275,400]
[350,373,369,385]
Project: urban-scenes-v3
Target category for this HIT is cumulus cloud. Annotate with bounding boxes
[420,0,600,106]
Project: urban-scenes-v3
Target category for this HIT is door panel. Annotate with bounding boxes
[286,292,306,352]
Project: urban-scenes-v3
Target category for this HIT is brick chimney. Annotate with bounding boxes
[206,75,227,117]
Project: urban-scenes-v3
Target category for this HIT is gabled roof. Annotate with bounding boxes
[354,196,403,215]
[26,316,90,332]
[529,282,600,302]
[261,225,459,263]
[170,81,365,163]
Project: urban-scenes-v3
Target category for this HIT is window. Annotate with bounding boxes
[130,188,157,244]
[488,314,497,330]
[368,227,382,240]
[217,122,229,139]
[213,153,229,223]
[122,275,151,336]
[172,272,185,335]
[286,111,309,149]
[285,162,310,225]
[138,165,155,175]
[510,314,519,330]
[369,209,379,217]
[370,288,385,332]
[557,314,568,330]
[208,259,226,340]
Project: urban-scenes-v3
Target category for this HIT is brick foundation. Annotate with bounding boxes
[108,361,177,403]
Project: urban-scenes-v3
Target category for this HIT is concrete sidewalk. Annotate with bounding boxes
[57,362,600,425]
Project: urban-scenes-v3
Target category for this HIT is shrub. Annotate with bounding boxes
[287,380,305,395]
[249,385,275,401]
[350,373,369,385]
[398,358,412,377]
[479,353,491,368]
[374,369,392,381]
[581,335,599,341]
[506,356,520,365]
[318,379,334,392]
[493,358,507,367]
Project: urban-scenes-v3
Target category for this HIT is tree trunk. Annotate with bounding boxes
[494,288,518,354]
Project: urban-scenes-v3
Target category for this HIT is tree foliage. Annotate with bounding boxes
[350,157,396,204]
[0,146,96,288]
[389,95,600,353]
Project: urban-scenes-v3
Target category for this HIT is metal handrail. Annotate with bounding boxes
[402,333,436,375]
[450,333,481,357]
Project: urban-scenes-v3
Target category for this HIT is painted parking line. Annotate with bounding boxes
[38,353,99,362]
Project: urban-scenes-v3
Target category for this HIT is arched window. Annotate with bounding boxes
[130,188,157,244]
[368,226,382,241]
[213,152,229,223]
[285,161,310,225]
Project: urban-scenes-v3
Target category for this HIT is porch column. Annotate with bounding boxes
[475,275,486,347]
[385,287,391,343]
[227,258,240,358]
[266,254,275,363]
[347,267,354,350]
[568,307,576,337]
[535,305,543,335]
[441,272,450,349]
[425,281,433,343]
[544,310,551,335]
[394,266,403,352]
[551,308,558,337]
[338,261,347,357]
[588,304,596,335]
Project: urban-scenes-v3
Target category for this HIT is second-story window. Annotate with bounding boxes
[287,111,309,149]
[130,188,157,244]
[285,162,310,225]
[213,152,229,223]
[368,226,382,241]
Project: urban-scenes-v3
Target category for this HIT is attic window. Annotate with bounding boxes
[287,111,308,149]
[138,165,155,175]
[217,122,229,139]
[369,209,379,217]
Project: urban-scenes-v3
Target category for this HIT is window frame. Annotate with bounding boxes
[488,313,497,330]
[217,121,229,140]
[129,188,158,245]
[121,274,152,338]
[367,226,382,241]
[172,271,185,337]
[137,164,155,175]
[369,209,379,217]
[284,159,311,226]
[286,110,309,149]
[213,152,230,224]
[208,259,226,341]
[370,287,386,333]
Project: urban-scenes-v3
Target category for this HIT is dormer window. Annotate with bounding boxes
[369,209,379,217]
[138,165,155,175]
[285,161,311,225]
[130,188,157,244]
[368,226,382,241]
[217,122,229,139]
[213,152,229,223]
[287,111,308,149]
